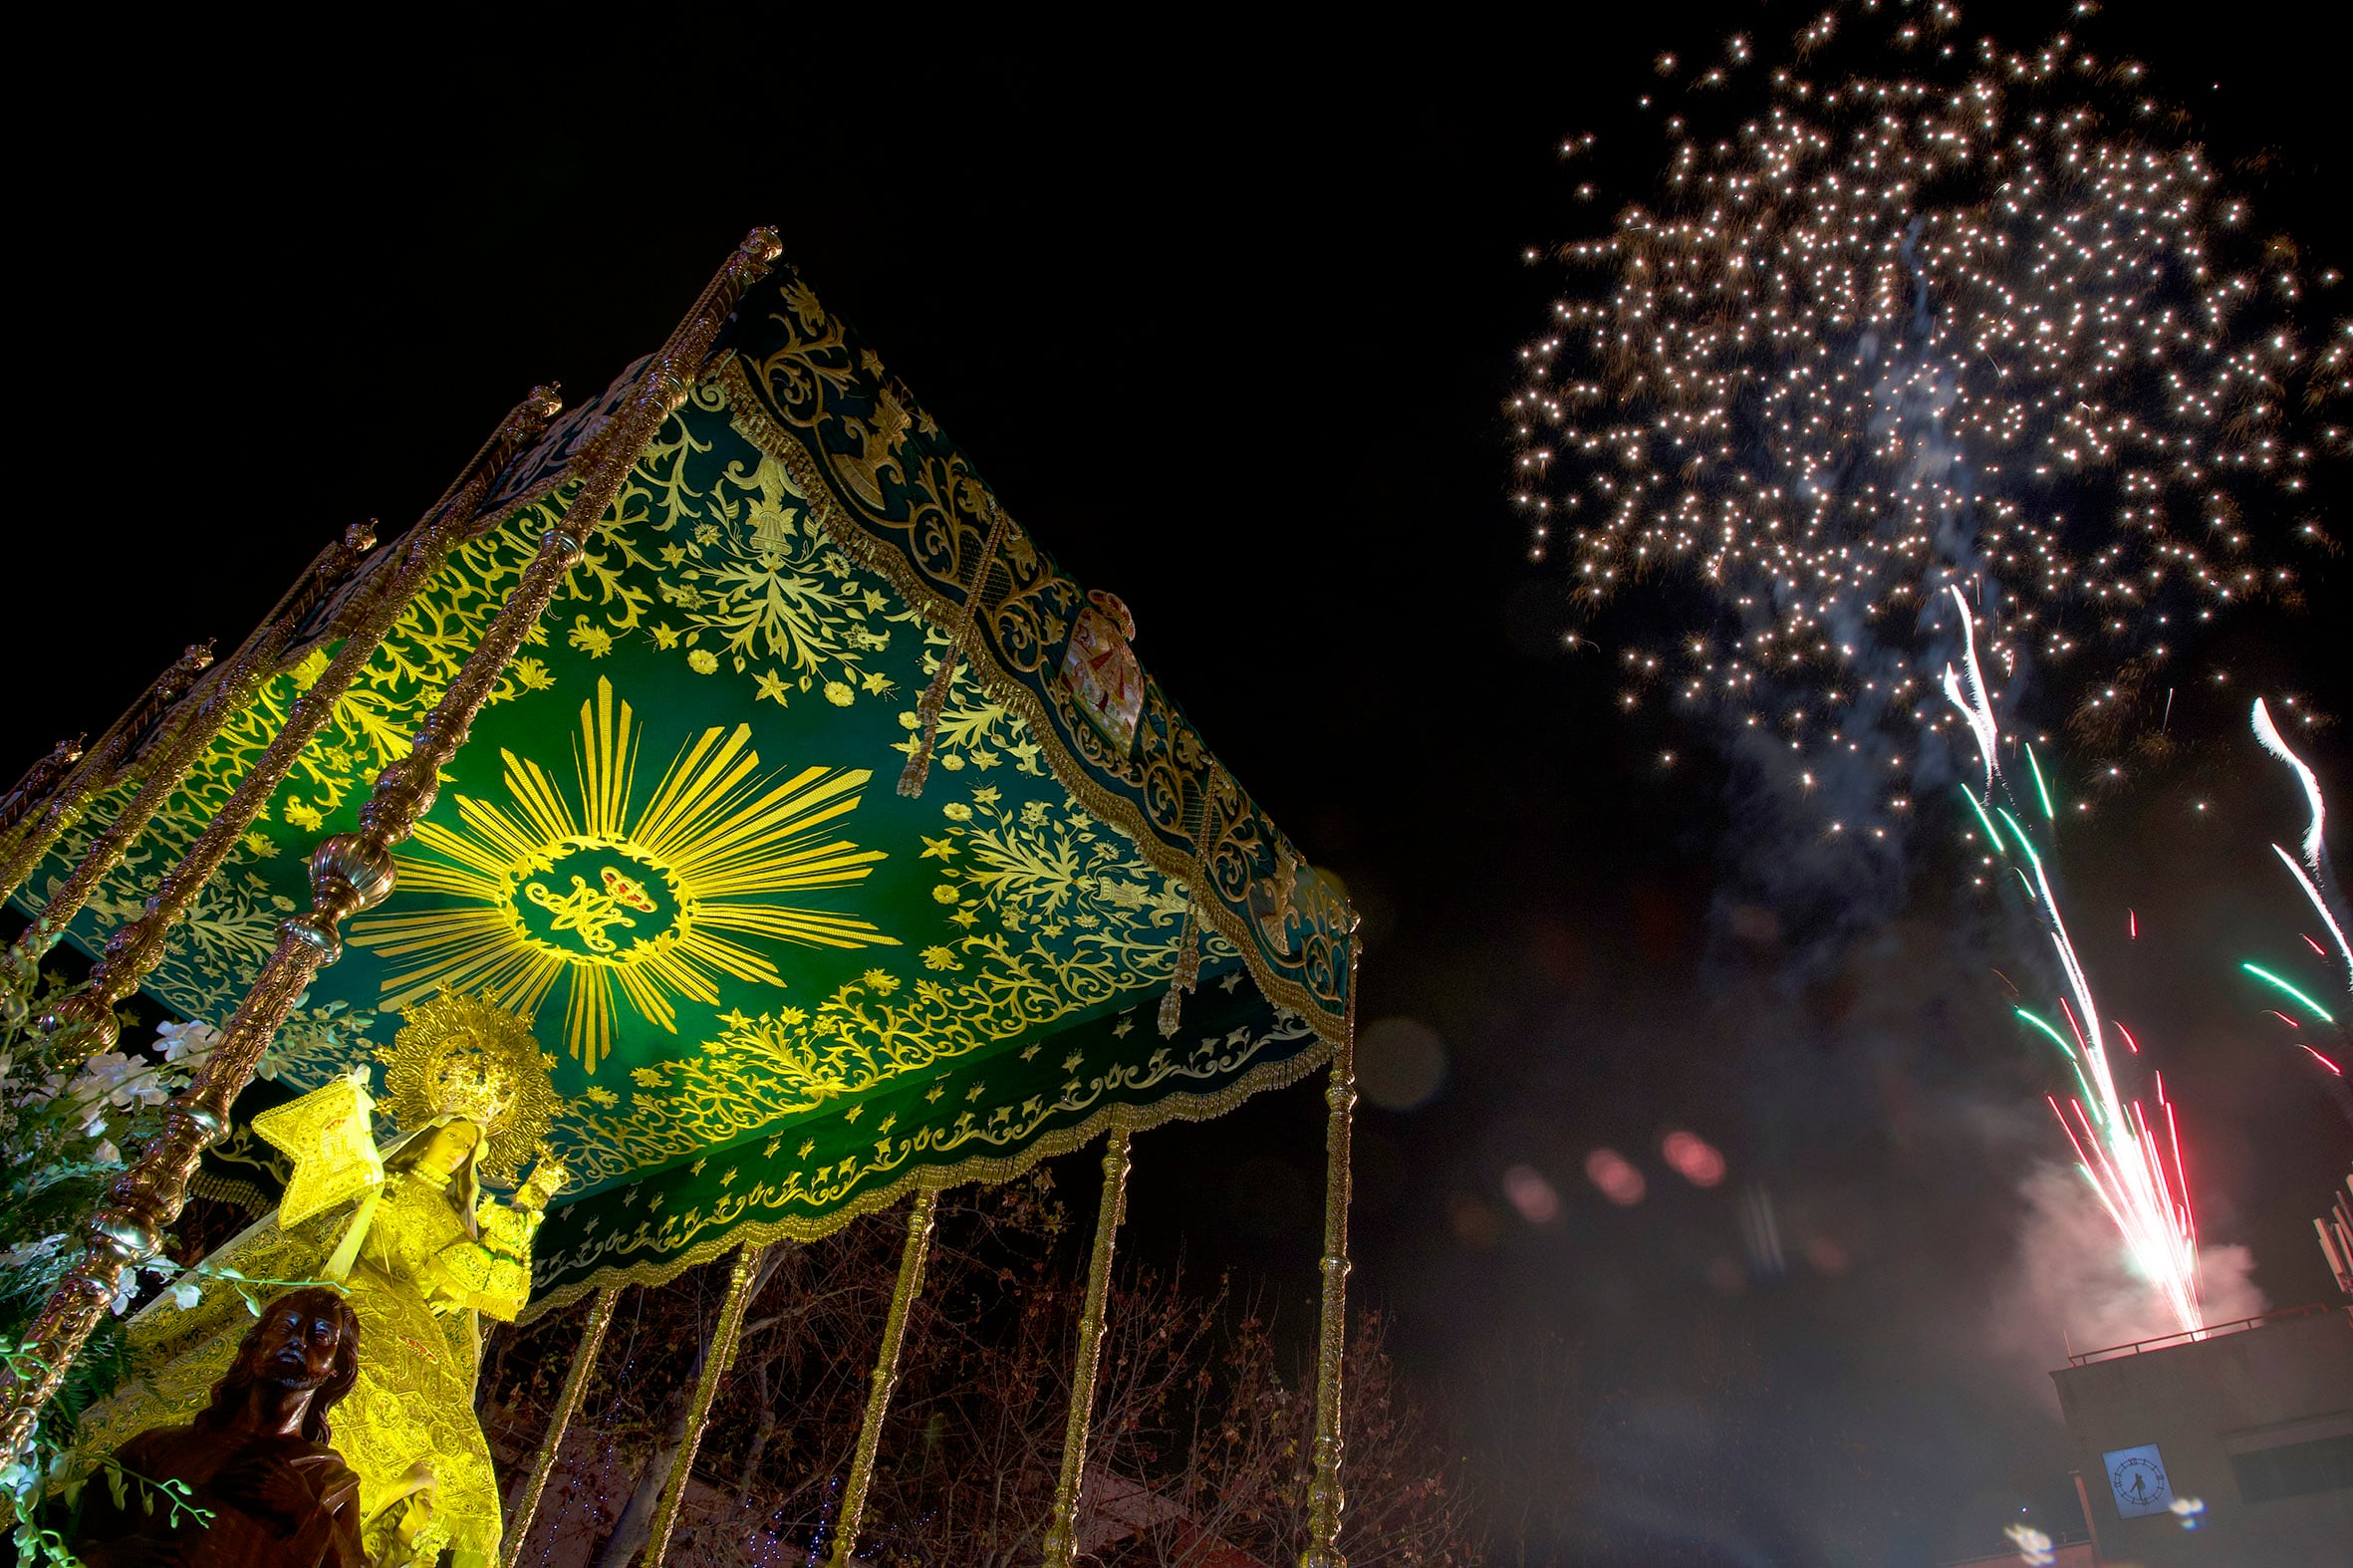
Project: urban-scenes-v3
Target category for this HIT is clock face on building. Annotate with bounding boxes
[2102,1444,2175,1518]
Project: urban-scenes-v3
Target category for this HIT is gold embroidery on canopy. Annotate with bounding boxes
[350,675,896,1072]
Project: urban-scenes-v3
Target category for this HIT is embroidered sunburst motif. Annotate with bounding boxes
[351,675,897,1073]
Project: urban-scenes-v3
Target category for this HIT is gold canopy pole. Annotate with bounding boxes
[824,1185,938,1568]
[503,1285,623,1568]
[645,1246,769,1568]
[0,228,785,1461]
[0,739,93,846]
[1039,1118,1133,1568]
[0,641,218,897]
[22,402,557,1074]
[2,521,381,991]
[1299,946,1360,1568]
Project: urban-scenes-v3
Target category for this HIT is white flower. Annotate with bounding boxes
[156,1020,221,1064]
[93,1140,121,1166]
[70,1050,169,1112]
[70,1051,138,1102]
[168,1282,201,1311]
[0,1233,65,1268]
[108,1271,139,1316]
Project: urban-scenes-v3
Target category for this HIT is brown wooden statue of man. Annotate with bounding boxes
[69,1286,367,1568]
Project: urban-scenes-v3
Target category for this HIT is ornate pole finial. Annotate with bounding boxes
[22,404,547,1070]
[1,509,382,996]
[0,636,215,899]
[0,736,84,842]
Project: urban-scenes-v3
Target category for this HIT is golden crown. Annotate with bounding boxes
[377,987,563,1183]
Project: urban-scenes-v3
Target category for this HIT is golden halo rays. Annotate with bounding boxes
[351,676,896,1073]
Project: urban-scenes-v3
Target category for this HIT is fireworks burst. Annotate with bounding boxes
[1513,3,2349,836]
[1946,590,2206,1334]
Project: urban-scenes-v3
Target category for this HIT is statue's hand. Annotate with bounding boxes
[423,1272,474,1311]
[512,1150,570,1214]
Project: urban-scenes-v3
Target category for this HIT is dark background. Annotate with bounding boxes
[11,5,2350,1561]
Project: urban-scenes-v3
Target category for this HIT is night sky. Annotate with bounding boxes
[14,6,2351,1562]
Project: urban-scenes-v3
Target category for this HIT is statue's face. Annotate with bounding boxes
[415,1121,483,1176]
[252,1298,346,1391]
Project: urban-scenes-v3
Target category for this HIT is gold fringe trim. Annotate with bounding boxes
[517,1033,1331,1325]
[184,1170,275,1216]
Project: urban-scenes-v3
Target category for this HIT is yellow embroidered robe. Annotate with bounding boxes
[334,1168,537,1568]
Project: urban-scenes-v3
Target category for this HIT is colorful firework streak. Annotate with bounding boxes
[1512,3,2348,834]
[2244,699,2353,1119]
[1946,591,2206,1333]
[2250,697,2353,992]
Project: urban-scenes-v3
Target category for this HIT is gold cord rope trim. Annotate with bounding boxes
[898,497,1010,798]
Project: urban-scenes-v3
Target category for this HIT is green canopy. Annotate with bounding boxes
[15,262,1353,1313]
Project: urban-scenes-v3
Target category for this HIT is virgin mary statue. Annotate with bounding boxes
[74,989,569,1568]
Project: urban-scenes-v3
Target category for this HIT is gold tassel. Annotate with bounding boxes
[1157,910,1199,1039]
[1158,768,1223,1038]
[898,650,956,798]
[899,501,1009,798]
